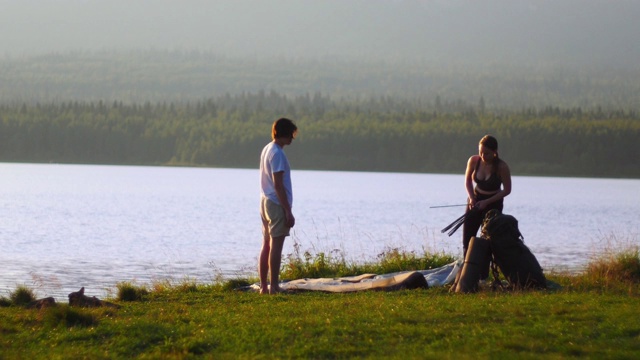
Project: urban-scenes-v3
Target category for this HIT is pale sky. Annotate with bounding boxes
[1,0,638,68]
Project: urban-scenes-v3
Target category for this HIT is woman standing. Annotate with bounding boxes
[462,135,512,260]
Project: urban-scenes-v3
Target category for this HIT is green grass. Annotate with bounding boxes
[1,244,639,359]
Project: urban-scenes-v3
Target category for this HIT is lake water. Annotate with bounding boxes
[1,163,638,300]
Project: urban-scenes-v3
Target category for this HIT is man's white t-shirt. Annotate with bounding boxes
[260,141,293,206]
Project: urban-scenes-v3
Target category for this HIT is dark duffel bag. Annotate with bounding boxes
[481,209,546,289]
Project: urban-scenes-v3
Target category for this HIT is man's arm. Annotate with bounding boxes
[273,171,295,227]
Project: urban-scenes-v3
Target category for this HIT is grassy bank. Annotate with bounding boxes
[1,246,639,359]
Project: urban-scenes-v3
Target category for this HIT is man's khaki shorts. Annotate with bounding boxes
[260,197,290,238]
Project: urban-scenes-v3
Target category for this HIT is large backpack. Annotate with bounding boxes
[481,209,546,289]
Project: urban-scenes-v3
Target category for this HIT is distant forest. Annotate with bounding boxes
[1,51,638,178]
[1,92,638,178]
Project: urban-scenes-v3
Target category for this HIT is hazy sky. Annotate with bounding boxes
[1,0,639,68]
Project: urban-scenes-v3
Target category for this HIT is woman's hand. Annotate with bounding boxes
[474,200,488,210]
[468,197,477,210]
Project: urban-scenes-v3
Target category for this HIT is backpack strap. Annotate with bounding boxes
[490,258,505,291]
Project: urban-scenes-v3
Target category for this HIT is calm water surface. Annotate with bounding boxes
[1,163,638,300]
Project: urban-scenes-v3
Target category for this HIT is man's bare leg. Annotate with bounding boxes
[269,235,286,294]
[258,220,271,294]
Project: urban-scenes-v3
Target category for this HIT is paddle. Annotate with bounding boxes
[429,204,467,209]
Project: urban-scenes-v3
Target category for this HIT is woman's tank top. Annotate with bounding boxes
[474,158,502,192]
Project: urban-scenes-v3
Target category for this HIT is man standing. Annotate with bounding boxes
[259,118,297,294]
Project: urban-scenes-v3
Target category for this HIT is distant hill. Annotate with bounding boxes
[2,1,638,108]
[1,50,638,110]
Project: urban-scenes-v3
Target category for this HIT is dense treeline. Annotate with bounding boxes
[1,93,638,178]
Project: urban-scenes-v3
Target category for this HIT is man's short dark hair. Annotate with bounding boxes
[272,118,298,140]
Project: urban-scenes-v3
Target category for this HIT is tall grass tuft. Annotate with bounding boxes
[10,285,36,306]
[561,236,640,294]
[174,278,199,293]
[281,240,455,280]
[362,247,456,274]
[222,278,252,291]
[584,245,640,284]
[117,282,149,302]
[282,240,350,279]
